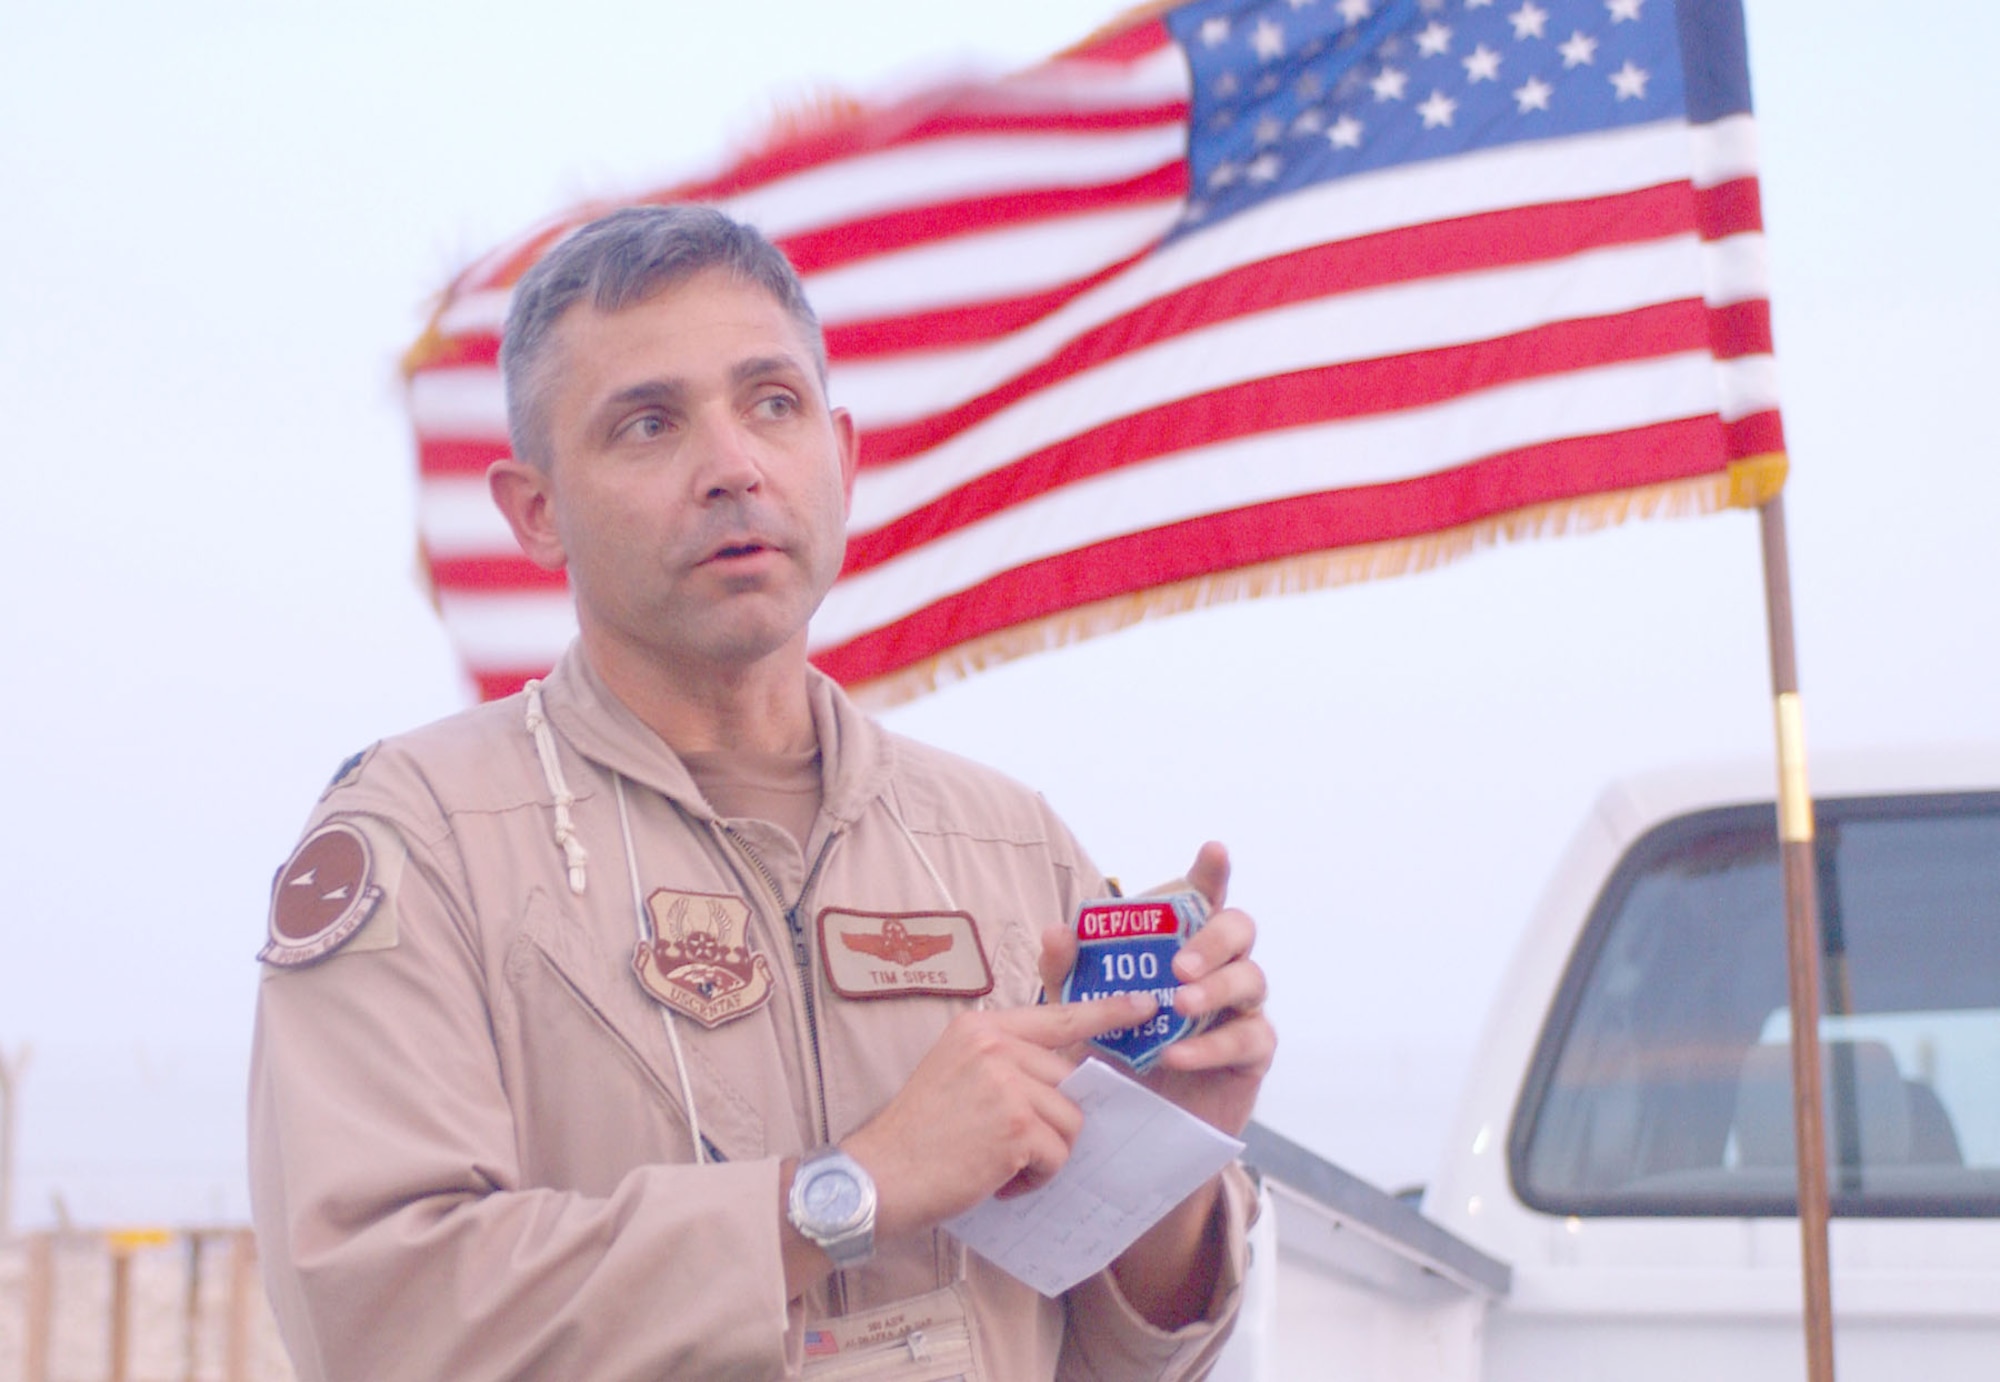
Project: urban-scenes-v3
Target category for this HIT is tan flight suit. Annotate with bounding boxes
[249,645,1252,1380]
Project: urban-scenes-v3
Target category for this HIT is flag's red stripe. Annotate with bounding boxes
[1725,409,1785,458]
[842,299,1714,575]
[1694,176,1763,241]
[1066,17,1173,63]
[825,248,1150,357]
[419,178,1178,372]
[855,180,1706,468]
[1708,298,1771,360]
[420,178,1762,379]
[819,178,1760,369]
[814,417,1727,685]
[425,232,1165,372]
[418,333,502,370]
[475,669,537,701]
[425,170,1762,369]
[417,181,1746,468]
[427,555,565,591]
[419,387,1782,595]
[667,101,1189,206]
[420,437,509,477]
[775,162,1184,275]
[415,306,1768,498]
[473,223,584,296]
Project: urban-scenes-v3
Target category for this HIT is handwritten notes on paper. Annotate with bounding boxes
[944,1059,1244,1296]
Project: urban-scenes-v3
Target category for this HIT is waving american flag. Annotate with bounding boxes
[407,0,1783,704]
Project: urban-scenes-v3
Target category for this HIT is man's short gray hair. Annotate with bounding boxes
[499,204,825,469]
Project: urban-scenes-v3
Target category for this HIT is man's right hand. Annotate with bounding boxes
[840,992,1157,1242]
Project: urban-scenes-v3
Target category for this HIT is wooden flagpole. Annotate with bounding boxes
[1757,492,1837,1382]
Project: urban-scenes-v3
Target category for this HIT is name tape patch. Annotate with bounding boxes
[818,909,994,1000]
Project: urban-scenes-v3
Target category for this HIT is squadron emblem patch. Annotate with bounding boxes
[817,909,993,1000]
[260,822,387,968]
[633,890,774,1028]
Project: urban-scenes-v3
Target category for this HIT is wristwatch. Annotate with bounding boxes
[788,1147,877,1267]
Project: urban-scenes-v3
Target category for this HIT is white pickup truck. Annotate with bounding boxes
[1223,747,2000,1380]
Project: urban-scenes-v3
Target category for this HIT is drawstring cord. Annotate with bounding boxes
[883,795,958,914]
[617,772,708,1165]
[523,680,588,895]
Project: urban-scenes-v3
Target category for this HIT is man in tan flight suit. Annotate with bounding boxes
[249,205,1275,1380]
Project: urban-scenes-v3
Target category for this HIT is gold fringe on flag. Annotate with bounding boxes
[400,314,452,379]
[846,454,1788,710]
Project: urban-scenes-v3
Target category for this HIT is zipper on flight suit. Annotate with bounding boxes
[721,826,851,1314]
[719,825,840,1144]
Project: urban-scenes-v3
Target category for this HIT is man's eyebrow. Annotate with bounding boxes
[594,355,813,419]
[730,354,811,387]
[601,379,684,412]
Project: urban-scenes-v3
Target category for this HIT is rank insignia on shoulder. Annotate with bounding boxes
[320,743,377,800]
[633,890,774,1029]
[1061,891,1213,1073]
[260,822,393,968]
[817,909,993,1000]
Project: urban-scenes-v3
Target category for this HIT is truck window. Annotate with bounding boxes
[1511,791,2000,1217]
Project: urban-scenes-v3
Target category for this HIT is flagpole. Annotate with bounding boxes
[1757,492,1837,1382]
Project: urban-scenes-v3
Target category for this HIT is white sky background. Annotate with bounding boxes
[0,0,1994,1227]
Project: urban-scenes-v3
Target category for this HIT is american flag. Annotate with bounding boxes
[406,0,1783,704]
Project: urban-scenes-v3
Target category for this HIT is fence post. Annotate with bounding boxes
[108,1236,133,1382]
[105,1229,172,1382]
[226,1228,257,1382]
[184,1231,207,1382]
[23,1230,54,1382]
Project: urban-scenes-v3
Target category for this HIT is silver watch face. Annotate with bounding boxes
[801,1165,864,1228]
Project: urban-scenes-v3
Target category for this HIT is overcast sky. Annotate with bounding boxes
[1,0,1995,1227]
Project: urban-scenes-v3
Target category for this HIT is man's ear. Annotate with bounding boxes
[488,457,568,571]
[832,407,860,515]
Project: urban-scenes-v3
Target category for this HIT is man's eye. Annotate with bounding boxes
[755,393,798,419]
[620,414,668,441]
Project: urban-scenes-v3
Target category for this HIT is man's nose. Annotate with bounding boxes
[692,413,764,500]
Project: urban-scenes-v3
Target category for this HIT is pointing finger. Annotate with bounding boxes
[1000,990,1156,1049]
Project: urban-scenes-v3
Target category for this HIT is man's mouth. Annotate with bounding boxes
[704,539,773,563]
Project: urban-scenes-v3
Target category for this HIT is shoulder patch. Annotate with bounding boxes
[260,821,401,968]
[632,889,774,1029]
[320,743,379,800]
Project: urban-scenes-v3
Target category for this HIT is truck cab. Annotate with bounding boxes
[1241,747,2000,1380]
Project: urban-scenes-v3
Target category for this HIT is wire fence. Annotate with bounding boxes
[0,1228,293,1382]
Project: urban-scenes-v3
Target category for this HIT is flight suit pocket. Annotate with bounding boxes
[499,886,772,1180]
[802,1285,980,1381]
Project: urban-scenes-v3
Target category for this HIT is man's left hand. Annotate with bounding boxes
[1040,841,1274,1136]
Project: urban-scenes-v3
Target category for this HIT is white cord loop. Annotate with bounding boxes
[617,772,707,1165]
[524,679,589,895]
[886,794,958,913]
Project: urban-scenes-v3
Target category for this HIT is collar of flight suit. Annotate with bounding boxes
[537,641,898,833]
